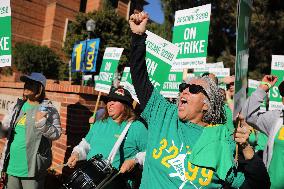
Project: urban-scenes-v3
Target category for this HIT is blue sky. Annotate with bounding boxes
[144,0,164,24]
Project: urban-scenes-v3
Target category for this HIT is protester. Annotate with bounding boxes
[242,75,284,189]
[67,86,147,187]
[0,72,61,189]
[128,11,270,188]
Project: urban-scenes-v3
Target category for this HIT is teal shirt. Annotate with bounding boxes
[269,126,284,189]
[248,129,268,152]
[85,118,147,169]
[140,90,244,189]
[7,101,37,177]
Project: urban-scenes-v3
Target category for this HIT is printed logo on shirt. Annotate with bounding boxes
[152,138,213,188]
[17,114,26,127]
[278,126,284,140]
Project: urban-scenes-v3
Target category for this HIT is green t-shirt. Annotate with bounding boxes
[224,104,235,135]
[248,129,268,152]
[85,118,147,169]
[7,101,37,177]
[268,126,284,189]
[140,90,244,189]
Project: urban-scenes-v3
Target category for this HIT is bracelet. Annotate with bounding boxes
[260,81,272,89]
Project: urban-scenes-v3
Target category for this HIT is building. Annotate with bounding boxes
[11,0,148,59]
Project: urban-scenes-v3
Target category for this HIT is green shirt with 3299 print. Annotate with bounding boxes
[139,89,244,189]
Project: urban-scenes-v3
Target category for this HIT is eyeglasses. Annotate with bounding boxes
[179,83,209,99]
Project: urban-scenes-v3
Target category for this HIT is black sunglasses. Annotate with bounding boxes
[179,83,209,99]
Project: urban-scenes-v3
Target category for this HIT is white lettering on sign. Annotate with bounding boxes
[104,62,111,71]
[271,86,279,98]
[163,82,179,90]
[99,72,113,82]
[168,74,176,81]
[149,77,160,88]
[175,40,205,54]
[184,27,196,40]
[146,58,158,76]
[0,37,10,51]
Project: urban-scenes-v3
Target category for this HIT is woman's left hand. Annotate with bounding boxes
[234,114,254,160]
[120,159,136,173]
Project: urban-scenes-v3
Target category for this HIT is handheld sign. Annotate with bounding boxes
[269,55,284,110]
[0,0,11,67]
[145,30,179,91]
[233,0,253,119]
[95,47,123,93]
[160,68,183,98]
[172,4,211,69]
[120,67,139,102]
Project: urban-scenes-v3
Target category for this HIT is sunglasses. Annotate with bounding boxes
[179,83,209,99]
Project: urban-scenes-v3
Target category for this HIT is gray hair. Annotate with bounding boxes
[184,76,226,125]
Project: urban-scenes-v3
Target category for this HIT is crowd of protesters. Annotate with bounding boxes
[0,11,283,189]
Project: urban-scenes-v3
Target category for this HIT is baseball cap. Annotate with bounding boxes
[20,72,46,87]
[103,86,133,106]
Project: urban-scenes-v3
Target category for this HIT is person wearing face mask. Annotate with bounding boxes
[128,12,270,189]
[66,86,147,188]
[0,72,61,189]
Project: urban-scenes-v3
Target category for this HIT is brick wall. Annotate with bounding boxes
[0,81,106,175]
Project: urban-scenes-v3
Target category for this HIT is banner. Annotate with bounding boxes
[145,30,179,91]
[160,69,183,98]
[269,55,284,110]
[233,0,253,119]
[172,4,211,69]
[120,67,139,102]
[0,0,11,67]
[248,79,267,111]
[95,47,123,93]
[71,38,100,72]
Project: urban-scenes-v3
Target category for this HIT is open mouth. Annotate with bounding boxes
[180,97,188,105]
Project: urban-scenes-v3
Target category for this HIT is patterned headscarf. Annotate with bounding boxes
[184,76,226,125]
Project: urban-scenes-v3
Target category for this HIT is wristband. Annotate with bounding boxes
[260,81,272,89]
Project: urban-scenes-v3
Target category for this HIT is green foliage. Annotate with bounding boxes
[12,42,63,80]
[63,3,131,76]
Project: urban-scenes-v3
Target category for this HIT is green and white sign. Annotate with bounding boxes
[145,30,179,90]
[269,55,284,110]
[233,0,252,119]
[248,79,267,111]
[193,62,224,76]
[120,67,139,102]
[160,68,183,98]
[0,0,11,67]
[209,67,230,89]
[172,4,211,69]
[95,47,123,93]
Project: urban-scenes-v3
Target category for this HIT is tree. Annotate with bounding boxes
[63,1,131,81]
[12,42,64,80]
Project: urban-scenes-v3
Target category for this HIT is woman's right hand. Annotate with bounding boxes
[67,152,79,168]
[129,11,148,35]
